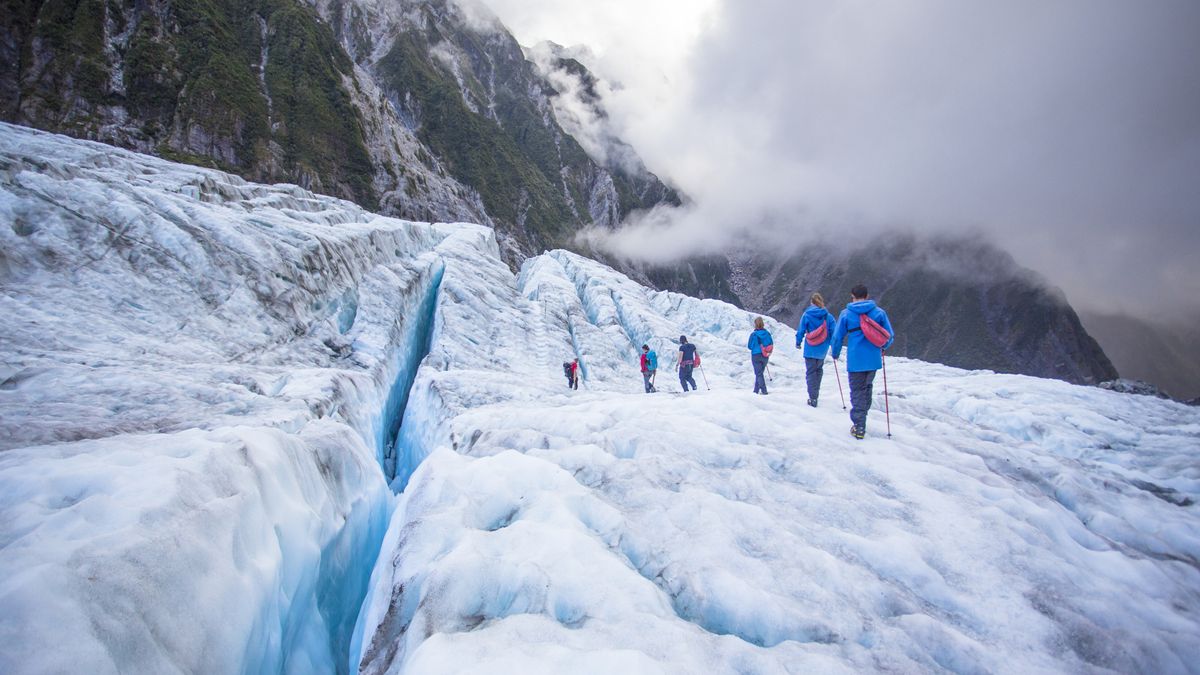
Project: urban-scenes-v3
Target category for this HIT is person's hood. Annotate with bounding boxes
[753,328,771,335]
[804,305,829,320]
[848,300,877,315]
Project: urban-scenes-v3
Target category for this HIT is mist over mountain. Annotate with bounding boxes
[1080,311,1200,400]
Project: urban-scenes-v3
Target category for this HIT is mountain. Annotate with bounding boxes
[728,234,1118,385]
[1080,311,1200,399]
[3,123,1199,674]
[0,0,677,260]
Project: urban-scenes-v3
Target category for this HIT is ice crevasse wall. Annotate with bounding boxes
[0,122,490,673]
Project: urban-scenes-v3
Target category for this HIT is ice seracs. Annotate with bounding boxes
[1,124,1198,674]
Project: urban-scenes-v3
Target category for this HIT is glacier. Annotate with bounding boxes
[1,122,1198,674]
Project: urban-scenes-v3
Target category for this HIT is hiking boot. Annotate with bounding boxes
[850,425,865,440]
[807,399,817,408]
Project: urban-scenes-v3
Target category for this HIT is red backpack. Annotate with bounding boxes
[761,344,774,357]
[805,322,828,346]
[860,313,891,348]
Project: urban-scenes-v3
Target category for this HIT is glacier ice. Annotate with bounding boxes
[2,123,1199,675]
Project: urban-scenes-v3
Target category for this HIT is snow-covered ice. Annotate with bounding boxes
[2,124,1199,674]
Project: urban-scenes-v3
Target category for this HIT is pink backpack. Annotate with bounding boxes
[805,322,828,346]
[860,313,891,348]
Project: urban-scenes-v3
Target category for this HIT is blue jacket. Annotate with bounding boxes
[832,300,895,372]
[748,328,773,355]
[796,305,835,359]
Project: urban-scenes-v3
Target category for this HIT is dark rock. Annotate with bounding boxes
[1097,379,1171,399]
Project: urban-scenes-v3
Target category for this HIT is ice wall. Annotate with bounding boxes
[0,124,487,674]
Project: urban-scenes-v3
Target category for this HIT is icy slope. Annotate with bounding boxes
[2,124,1199,674]
[0,123,483,673]
[355,248,1200,673]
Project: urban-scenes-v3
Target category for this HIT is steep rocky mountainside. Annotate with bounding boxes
[1,0,677,258]
[1080,311,1200,399]
[729,234,1118,385]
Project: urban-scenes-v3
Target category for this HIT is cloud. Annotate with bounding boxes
[477,0,1200,317]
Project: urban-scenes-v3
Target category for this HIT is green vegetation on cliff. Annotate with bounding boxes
[378,31,573,245]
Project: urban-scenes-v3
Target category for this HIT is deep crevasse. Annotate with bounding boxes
[0,123,477,674]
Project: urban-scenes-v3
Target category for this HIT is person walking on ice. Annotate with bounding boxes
[640,344,658,393]
[796,292,835,407]
[831,284,895,439]
[677,335,700,392]
[562,359,579,390]
[748,317,774,395]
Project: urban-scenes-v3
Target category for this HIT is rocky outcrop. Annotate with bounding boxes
[1097,379,1170,399]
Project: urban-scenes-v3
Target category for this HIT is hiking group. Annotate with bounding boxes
[565,283,896,440]
[795,284,895,439]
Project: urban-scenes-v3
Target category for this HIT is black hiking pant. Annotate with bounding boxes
[805,357,824,402]
[849,370,876,430]
[643,370,656,393]
[679,364,697,391]
[752,354,768,394]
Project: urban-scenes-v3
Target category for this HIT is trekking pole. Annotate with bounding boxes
[882,353,892,438]
[699,365,711,390]
[766,363,773,381]
[832,358,846,409]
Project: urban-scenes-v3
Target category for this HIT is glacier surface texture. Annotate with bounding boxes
[1,123,1199,674]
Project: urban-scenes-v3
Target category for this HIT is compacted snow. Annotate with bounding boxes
[2,124,1198,674]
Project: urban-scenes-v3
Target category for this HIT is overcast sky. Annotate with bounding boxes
[475,0,1200,318]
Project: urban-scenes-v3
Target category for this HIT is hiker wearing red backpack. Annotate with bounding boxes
[677,335,700,392]
[796,292,835,407]
[748,317,774,395]
[831,284,894,439]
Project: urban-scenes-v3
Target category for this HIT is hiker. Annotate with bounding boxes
[639,344,658,393]
[796,292,835,407]
[677,335,699,392]
[831,284,894,439]
[562,359,579,390]
[747,317,774,395]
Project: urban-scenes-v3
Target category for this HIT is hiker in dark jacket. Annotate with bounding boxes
[677,335,699,392]
[796,292,835,407]
[563,359,579,389]
[831,284,895,439]
[639,344,657,393]
[747,317,773,395]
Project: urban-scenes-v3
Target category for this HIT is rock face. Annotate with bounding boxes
[728,234,1119,385]
[0,0,677,259]
[1097,379,1171,399]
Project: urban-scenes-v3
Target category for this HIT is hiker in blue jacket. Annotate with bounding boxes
[831,284,894,439]
[639,344,658,393]
[747,317,773,395]
[796,292,835,407]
